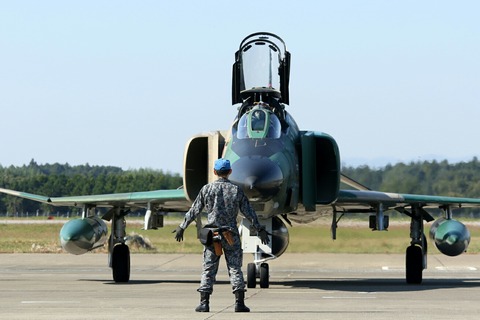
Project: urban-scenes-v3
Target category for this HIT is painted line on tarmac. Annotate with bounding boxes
[435,266,478,271]
[383,265,478,271]
[21,301,81,304]
[322,296,377,299]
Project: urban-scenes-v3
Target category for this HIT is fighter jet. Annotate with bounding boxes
[1,32,479,288]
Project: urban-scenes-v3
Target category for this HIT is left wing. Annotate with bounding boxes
[336,189,480,210]
[339,172,480,211]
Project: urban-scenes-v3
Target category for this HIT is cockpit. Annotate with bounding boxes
[236,106,282,140]
[231,33,292,140]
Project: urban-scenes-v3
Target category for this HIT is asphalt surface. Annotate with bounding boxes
[1,253,480,319]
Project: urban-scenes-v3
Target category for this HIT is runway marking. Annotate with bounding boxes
[322,296,377,299]
[382,266,478,271]
[435,266,478,271]
[271,291,323,294]
[21,301,80,304]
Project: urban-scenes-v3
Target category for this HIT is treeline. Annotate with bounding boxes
[0,160,182,216]
[342,157,480,197]
[2,158,480,216]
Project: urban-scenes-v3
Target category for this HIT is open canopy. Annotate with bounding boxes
[232,32,291,105]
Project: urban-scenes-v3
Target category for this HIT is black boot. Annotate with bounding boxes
[195,292,210,312]
[234,290,250,312]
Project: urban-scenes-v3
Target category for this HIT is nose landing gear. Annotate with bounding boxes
[241,217,289,289]
[247,260,270,288]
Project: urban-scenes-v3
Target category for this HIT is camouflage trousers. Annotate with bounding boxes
[197,234,245,294]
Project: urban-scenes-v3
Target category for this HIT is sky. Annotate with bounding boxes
[1,1,479,174]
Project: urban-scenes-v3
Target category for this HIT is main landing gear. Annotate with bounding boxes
[405,205,429,284]
[406,242,425,284]
[368,203,429,284]
[107,208,130,283]
[111,243,130,282]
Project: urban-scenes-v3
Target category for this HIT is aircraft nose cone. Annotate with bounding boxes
[229,157,283,200]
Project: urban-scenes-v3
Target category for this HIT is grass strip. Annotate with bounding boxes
[2,218,480,254]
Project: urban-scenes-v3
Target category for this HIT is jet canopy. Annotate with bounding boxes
[236,105,282,139]
[232,32,291,105]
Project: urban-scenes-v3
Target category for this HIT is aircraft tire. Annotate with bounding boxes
[112,243,130,283]
[259,263,269,288]
[247,263,256,288]
[406,244,423,284]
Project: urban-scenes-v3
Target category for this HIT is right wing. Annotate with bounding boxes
[0,187,191,212]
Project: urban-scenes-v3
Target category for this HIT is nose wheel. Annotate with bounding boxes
[247,262,269,288]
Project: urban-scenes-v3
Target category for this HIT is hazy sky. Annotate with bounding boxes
[1,1,479,174]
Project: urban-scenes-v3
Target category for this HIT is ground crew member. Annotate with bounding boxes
[173,158,269,313]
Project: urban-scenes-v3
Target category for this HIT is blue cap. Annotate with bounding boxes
[214,158,231,171]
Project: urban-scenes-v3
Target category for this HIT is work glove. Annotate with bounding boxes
[172,226,184,242]
[258,227,270,245]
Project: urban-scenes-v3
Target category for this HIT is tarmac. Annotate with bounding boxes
[1,253,480,319]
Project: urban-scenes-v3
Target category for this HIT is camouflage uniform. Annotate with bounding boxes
[179,177,262,294]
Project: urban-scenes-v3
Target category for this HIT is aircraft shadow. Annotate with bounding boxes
[80,277,480,291]
[79,279,232,286]
[276,277,480,292]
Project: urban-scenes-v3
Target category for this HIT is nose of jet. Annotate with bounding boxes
[229,157,283,200]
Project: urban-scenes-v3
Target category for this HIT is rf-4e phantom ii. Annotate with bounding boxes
[2,32,480,287]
